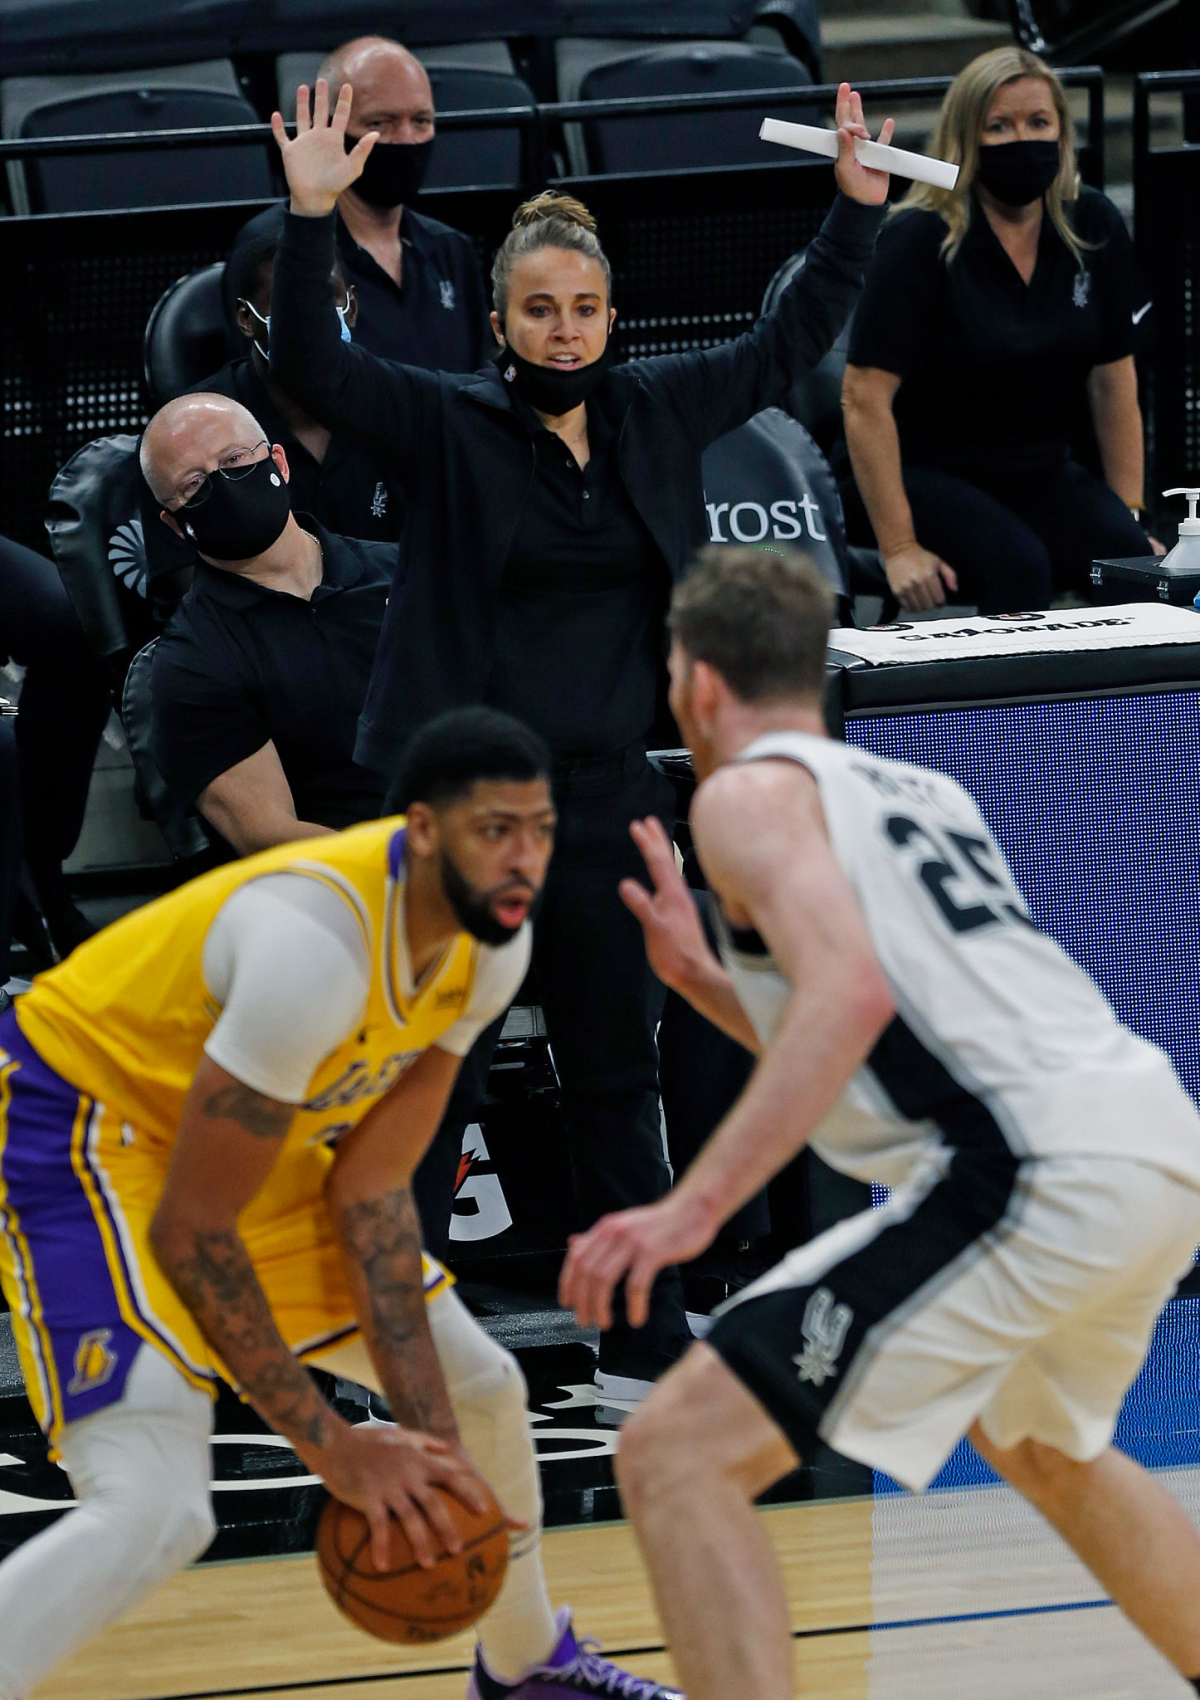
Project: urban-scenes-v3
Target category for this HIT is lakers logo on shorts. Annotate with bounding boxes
[67,1329,119,1396]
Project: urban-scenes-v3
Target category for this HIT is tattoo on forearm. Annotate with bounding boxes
[338,1188,458,1440]
[202,1083,292,1140]
[164,1225,332,1451]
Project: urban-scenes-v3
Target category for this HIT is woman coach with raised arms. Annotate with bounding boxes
[267,78,890,1398]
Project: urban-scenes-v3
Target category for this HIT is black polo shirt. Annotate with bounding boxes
[234,201,490,372]
[149,519,392,828]
[486,396,670,758]
[193,357,403,543]
[847,188,1148,477]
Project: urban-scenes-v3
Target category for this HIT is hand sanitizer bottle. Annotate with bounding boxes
[1156,490,1200,588]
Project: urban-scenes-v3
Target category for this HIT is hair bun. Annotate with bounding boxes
[510,191,598,234]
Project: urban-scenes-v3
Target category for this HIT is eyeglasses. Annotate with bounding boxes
[173,441,270,510]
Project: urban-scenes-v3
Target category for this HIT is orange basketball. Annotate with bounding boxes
[315,1488,510,1644]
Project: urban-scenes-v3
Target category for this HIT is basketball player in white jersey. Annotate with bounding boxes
[561,546,1200,1700]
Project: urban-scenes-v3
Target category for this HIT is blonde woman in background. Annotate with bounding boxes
[838,46,1161,615]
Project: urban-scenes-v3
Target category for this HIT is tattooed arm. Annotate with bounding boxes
[150,1055,486,1566]
[325,1045,464,1441]
[148,1055,338,1452]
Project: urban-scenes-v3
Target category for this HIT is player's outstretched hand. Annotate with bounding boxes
[620,817,722,994]
[560,1194,718,1332]
[270,79,378,218]
[318,1421,492,1571]
[833,82,894,207]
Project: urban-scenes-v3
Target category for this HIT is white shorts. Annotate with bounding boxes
[707,1154,1200,1492]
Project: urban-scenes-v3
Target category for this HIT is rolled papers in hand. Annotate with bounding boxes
[759,117,960,192]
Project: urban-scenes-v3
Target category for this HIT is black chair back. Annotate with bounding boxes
[19,86,273,214]
[761,248,854,455]
[700,407,851,608]
[579,43,815,175]
[424,67,535,190]
[46,434,156,665]
[121,638,211,862]
[143,263,230,407]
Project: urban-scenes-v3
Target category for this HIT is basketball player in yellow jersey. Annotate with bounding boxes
[0,707,682,1700]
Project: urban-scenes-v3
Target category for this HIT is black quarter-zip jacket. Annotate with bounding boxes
[270,195,884,773]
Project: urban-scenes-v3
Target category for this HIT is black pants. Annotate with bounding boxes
[0,536,110,918]
[840,459,1152,613]
[416,751,692,1374]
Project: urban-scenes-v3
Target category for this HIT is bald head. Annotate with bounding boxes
[318,36,435,144]
[140,393,267,507]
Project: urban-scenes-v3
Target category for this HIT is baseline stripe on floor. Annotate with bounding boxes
[147,1598,1116,1700]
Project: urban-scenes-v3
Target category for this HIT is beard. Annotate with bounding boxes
[439,849,539,946]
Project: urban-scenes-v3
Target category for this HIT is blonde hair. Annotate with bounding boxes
[896,46,1086,266]
[491,192,612,321]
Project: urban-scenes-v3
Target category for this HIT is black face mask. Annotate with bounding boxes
[974,139,1061,208]
[345,135,433,209]
[178,454,291,562]
[493,339,614,417]
[439,848,540,947]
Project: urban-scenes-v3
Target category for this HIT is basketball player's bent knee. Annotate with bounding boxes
[969,1421,1092,1504]
[619,1344,792,1512]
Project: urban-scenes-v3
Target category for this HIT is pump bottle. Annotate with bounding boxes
[1155,489,1200,581]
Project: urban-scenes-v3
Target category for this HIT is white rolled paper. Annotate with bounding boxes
[759,117,960,192]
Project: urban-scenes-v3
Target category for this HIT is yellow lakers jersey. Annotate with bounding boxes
[15,819,480,1235]
[3,821,470,1429]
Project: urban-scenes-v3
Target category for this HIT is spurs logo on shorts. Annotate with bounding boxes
[67,1330,119,1397]
[793,1288,852,1387]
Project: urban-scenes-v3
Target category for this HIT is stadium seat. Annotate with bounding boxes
[2,61,273,216]
[700,407,851,615]
[46,434,156,664]
[275,47,534,191]
[121,638,210,861]
[761,249,854,456]
[143,263,230,408]
[559,41,815,177]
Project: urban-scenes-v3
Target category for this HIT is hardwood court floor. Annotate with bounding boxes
[34,1469,1200,1700]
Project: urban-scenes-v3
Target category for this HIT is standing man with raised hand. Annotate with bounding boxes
[236,37,490,370]
[562,546,1200,1700]
[267,76,892,1402]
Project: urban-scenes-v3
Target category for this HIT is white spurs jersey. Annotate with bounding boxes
[716,732,1200,1190]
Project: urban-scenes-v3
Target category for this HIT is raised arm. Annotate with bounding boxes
[629,86,891,448]
[268,80,436,471]
[561,761,894,1330]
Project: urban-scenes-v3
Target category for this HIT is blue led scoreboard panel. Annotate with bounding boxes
[845,690,1200,1106]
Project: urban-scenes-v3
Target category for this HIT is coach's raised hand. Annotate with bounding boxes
[270,79,379,217]
[833,82,894,206]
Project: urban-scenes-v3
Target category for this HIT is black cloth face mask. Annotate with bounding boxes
[974,139,1061,208]
[178,454,292,561]
[493,339,614,416]
[345,135,433,209]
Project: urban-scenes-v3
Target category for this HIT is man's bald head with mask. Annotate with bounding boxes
[318,36,435,215]
[141,394,302,572]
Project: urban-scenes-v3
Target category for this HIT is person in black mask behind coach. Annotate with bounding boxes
[235,36,489,371]
[142,395,392,855]
[267,77,891,1401]
[838,47,1158,616]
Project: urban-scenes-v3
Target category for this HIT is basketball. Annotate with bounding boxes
[315,1488,510,1644]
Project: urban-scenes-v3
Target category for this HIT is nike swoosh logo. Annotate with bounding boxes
[1132,301,1153,325]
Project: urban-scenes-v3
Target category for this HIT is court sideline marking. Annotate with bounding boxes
[147,1595,1116,1700]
